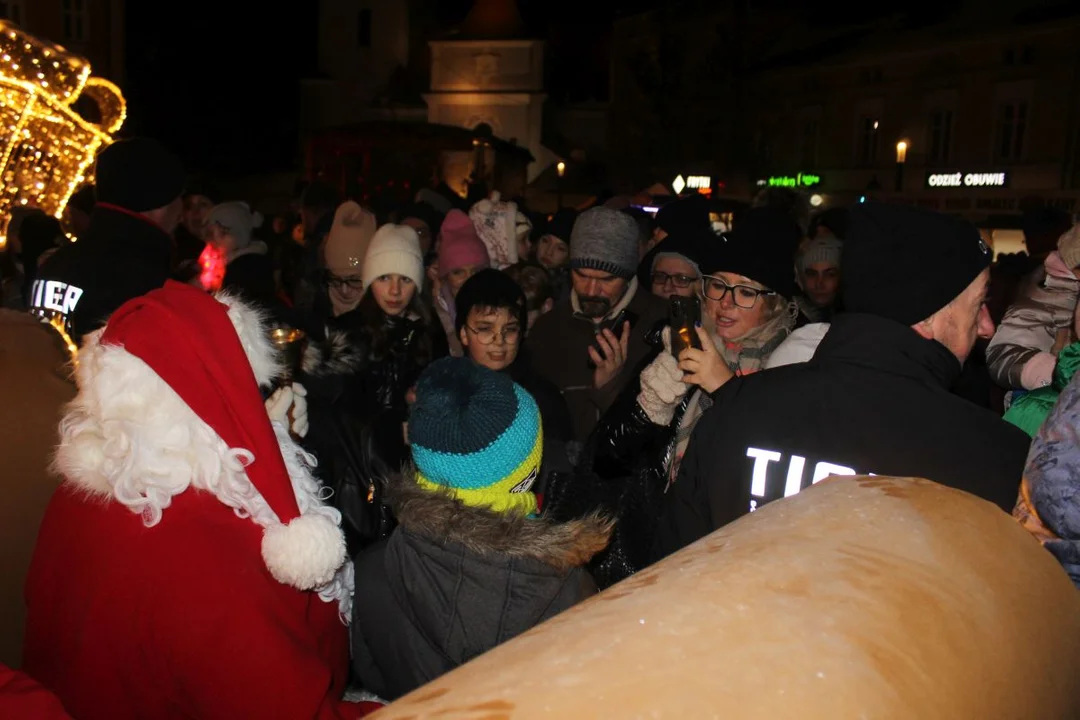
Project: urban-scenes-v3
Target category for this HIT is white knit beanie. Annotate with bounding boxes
[207,201,263,250]
[362,224,424,290]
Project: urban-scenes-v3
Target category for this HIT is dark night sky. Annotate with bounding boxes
[119,0,647,177]
[117,0,925,177]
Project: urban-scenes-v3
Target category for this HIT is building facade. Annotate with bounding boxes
[748,4,1080,239]
[1,0,124,83]
[301,0,429,131]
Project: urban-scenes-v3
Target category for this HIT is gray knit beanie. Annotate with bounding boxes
[570,207,640,279]
[797,236,843,274]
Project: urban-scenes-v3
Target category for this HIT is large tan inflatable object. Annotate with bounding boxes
[372,476,1080,719]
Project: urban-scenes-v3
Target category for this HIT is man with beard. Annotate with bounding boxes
[529,207,667,445]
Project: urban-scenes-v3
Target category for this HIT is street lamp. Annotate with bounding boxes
[556,161,566,208]
[895,140,908,192]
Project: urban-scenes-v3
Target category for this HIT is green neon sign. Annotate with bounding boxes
[765,173,822,188]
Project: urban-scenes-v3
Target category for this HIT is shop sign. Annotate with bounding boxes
[925,171,1009,188]
[672,174,712,195]
[759,173,822,189]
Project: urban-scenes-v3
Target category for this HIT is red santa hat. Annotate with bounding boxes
[95,281,346,591]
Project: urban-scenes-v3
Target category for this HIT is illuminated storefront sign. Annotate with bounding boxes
[672,174,712,195]
[758,173,822,189]
[925,171,1009,188]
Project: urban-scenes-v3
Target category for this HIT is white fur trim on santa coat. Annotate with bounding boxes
[54,294,353,619]
[217,291,284,387]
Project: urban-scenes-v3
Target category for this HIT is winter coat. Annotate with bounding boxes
[528,279,667,443]
[222,244,278,309]
[1005,342,1080,437]
[652,313,1030,561]
[301,312,448,555]
[0,312,75,667]
[546,374,691,589]
[1021,365,1080,587]
[29,205,173,343]
[303,310,448,421]
[351,478,611,701]
[987,251,1079,390]
[0,664,72,719]
[23,485,369,719]
[501,358,574,499]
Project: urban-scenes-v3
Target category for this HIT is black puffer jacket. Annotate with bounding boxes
[301,311,448,555]
[546,322,675,588]
[303,310,447,420]
[352,478,612,700]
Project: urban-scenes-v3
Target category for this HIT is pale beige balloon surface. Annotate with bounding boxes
[371,476,1080,719]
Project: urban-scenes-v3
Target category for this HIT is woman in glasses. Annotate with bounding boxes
[647,230,709,301]
[547,208,801,588]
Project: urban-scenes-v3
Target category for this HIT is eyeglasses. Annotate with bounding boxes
[701,276,775,309]
[651,271,697,289]
[325,273,364,291]
[466,324,522,345]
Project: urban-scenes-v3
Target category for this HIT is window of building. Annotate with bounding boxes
[928,109,953,163]
[357,8,372,48]
[996,101,1028,161]
[800,116,819,167]
[62,0,88,42]
[857,116,879,165]
[0,0,24,24]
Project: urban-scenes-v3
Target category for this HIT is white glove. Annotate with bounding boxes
[637,327,689,426]
[265,383,309,438]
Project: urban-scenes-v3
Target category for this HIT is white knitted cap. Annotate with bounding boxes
[362,224,424,290]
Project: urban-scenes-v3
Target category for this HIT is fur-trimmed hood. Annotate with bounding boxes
[303,325,367,378]
[389,475,612,573]
[353,476,611,676]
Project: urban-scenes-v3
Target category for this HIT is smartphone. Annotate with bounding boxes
[588,309,628,370]
[669,295,702,358]
[596,308,628,337]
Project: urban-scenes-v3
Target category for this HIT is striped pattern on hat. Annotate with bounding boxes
[409,358,541,516]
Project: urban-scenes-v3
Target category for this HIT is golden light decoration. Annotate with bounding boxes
[0,20,126,248]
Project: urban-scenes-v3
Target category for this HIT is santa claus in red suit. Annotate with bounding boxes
[22,281,381,718]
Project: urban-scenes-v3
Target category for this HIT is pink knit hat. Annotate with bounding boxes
[438,209,490,275]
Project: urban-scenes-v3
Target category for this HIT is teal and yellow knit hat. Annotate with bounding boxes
[409,357,542,516]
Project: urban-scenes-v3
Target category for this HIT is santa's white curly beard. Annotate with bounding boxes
[55,335,352,619]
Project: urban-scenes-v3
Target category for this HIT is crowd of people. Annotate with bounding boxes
[3,135,1080,717]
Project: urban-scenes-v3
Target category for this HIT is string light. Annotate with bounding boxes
[0,20,126,249]
[45,312,78,368]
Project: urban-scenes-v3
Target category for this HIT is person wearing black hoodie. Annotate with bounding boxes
[29,138,185,345]
[652,202,1030,561]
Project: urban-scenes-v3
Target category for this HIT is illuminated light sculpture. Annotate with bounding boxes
[0,20,126,247]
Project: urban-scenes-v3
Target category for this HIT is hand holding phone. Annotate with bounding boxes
[669,296,702,358]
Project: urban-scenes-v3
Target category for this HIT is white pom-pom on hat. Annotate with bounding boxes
[262,513,347,590]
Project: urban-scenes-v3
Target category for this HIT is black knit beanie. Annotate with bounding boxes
[843,202,992,326]
[94,138,186,213]
[699,207,801,300]
[655,194,711,237]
